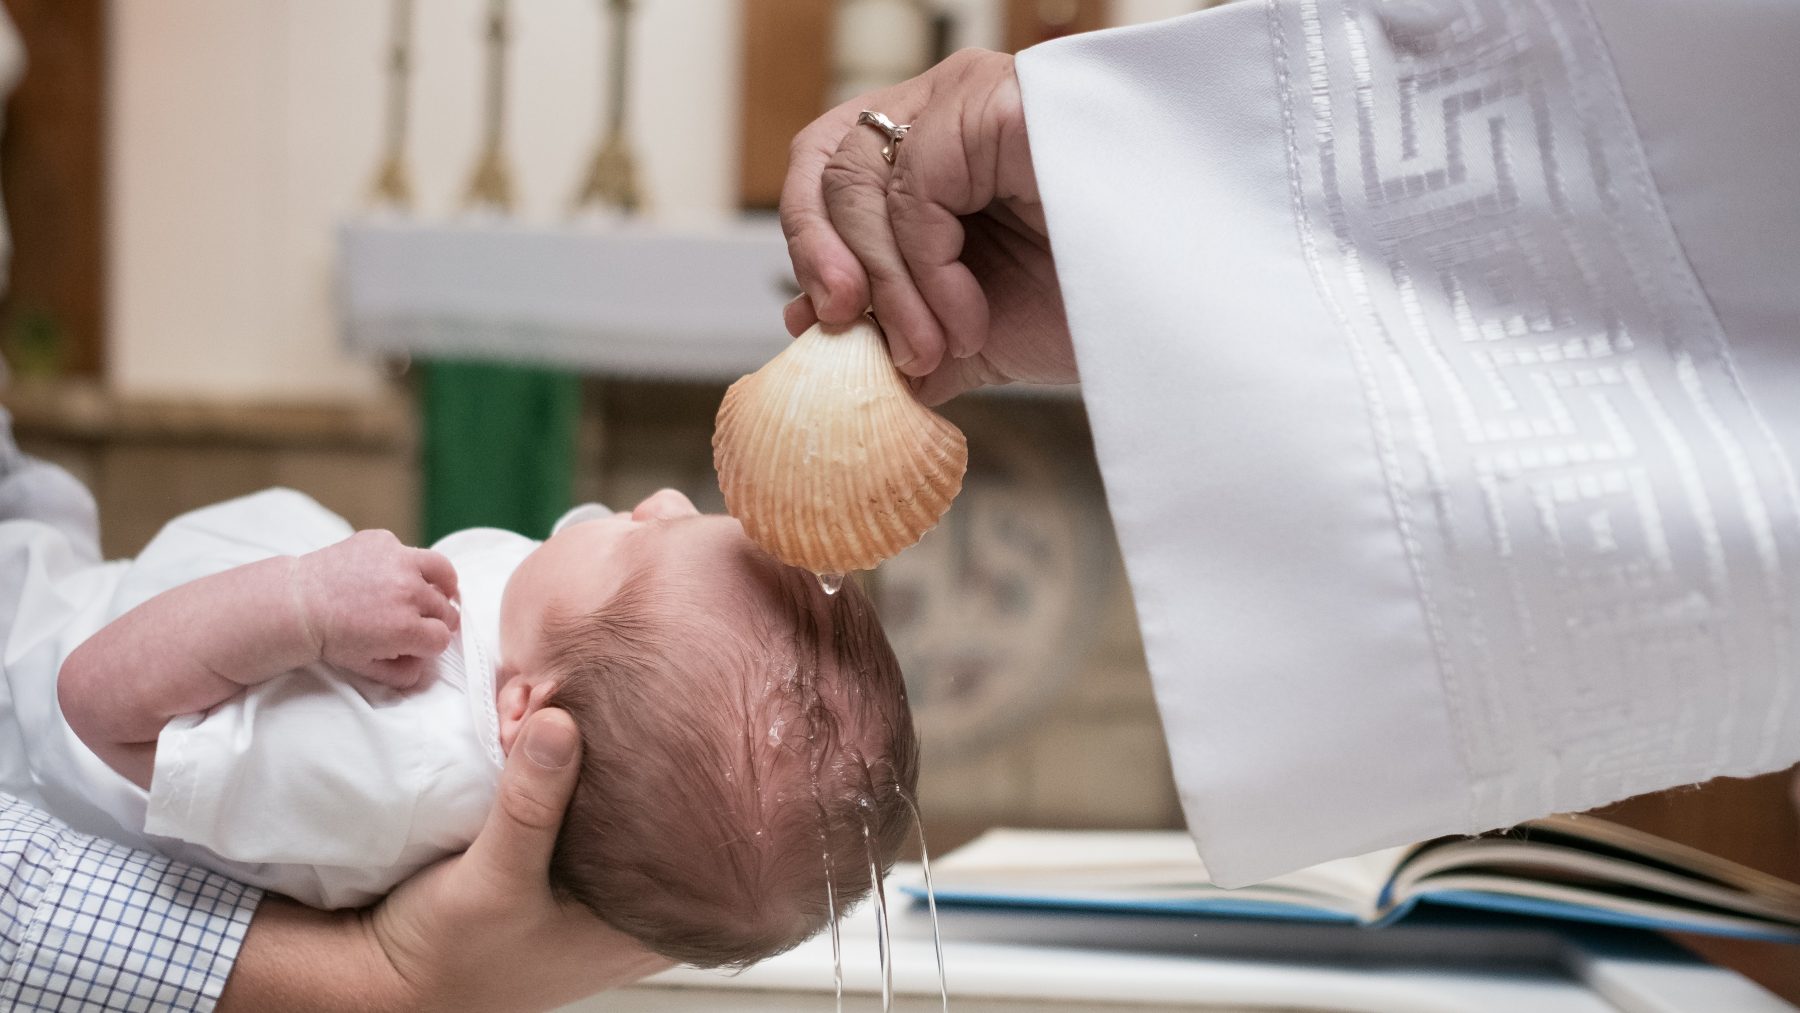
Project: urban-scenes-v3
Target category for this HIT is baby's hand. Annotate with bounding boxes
[291,530,460,689]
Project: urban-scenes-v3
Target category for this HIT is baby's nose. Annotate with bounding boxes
[631,488,699,521]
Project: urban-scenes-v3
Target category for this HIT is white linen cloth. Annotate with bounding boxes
[0,475,606,908]
[1017,0,1800,886]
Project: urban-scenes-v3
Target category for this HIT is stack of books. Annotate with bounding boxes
[905,815,1800,942]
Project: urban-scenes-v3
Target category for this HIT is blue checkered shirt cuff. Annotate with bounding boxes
[0,795,262,1012]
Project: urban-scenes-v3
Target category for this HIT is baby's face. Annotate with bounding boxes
[495,489,765,751]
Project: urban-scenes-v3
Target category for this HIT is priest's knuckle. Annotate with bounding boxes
[815,262,864,303]
[940,47,995,82]
[939,48,979,73]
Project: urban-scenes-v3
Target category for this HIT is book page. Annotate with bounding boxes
[1399,873,1800,940]
[1533,814,1800,904]
[914,829,1409,922]
[1391,840,1800,926]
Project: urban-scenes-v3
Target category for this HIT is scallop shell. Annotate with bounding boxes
[713,318,968,574]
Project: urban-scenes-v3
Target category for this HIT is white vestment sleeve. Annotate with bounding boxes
[1017,0,1800,886]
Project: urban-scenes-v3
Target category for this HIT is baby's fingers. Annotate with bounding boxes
[357,617,453,690]
[416,584,461,635]
[403,616,455,658]
[414,548,460,602]
[362,655,433,691]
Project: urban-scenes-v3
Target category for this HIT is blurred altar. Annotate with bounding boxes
[1,0,1797,1002]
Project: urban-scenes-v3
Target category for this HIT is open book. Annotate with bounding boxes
[902,816,1800,943]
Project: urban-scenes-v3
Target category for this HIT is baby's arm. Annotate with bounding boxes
[59,529,460,788]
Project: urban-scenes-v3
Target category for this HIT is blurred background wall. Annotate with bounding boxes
[100,0,1202,399]
[108,0,742,399]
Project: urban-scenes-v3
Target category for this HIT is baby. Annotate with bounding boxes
[0,420,917,969]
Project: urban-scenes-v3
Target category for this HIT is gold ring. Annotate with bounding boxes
[856,110,911,164]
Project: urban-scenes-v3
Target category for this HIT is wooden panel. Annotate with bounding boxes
[1593,767,1800,1003]
[5,380,417,555]
[1004,0,1109,53]
[0,0,105,378]
[738,0,835,210]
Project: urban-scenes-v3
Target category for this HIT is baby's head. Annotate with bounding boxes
[497,489,918,968]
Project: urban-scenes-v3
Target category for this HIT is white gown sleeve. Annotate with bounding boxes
[149,670,423,869]
[144,652,498,909]
[1016,0,1800,886]
[142,632,502,909]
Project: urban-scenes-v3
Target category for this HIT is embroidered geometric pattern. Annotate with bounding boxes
[1268,0,1800,829]
[0,796,258,1012]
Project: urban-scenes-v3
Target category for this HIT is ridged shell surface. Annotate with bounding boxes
[713,318,968,573]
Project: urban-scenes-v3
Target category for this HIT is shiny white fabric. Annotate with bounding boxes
[1017,0,1800,886]
[0,488,538,908]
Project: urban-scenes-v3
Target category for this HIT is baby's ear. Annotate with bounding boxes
[499,675,564,754]
[497,677,530,723]
[497,676,553,754]
[527,678,560,713]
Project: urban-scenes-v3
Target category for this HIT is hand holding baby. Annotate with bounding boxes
[290,529,461,689]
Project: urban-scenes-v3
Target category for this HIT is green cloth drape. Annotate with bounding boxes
[420,359,580,543]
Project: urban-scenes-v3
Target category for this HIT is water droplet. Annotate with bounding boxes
[818,572,846,595]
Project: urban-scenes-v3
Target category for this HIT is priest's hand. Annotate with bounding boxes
[781,49,1076,405]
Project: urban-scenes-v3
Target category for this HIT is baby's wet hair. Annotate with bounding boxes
[541,554,918,968]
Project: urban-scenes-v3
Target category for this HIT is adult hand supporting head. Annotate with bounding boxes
[781,49,1076,405]
[218,708,669,1012]
[370,707,670,1008]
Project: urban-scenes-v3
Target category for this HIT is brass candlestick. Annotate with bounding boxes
[571,0,642,214]
[463,0,516,212]
[368,0,415,209]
